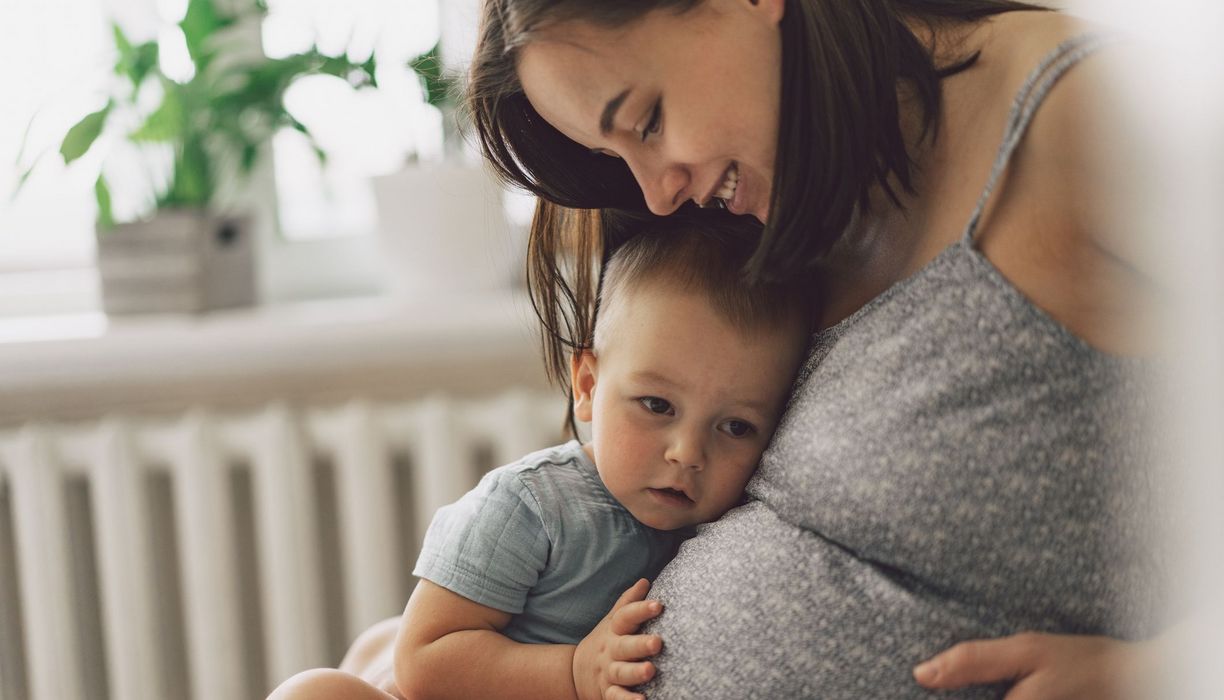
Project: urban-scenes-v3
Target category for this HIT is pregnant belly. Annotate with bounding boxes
[638,501,1008,699]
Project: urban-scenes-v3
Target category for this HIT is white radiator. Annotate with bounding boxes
[0,391,565,700]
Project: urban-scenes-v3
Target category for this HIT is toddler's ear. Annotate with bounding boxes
[570,351,598,423]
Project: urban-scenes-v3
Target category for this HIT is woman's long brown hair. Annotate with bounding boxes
[466,0,1048,405]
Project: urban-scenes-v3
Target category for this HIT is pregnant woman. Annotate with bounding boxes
[290,1,1168,698]
[464,0,1166,697]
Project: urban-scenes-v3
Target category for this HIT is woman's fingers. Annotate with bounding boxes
[611,633,663,661]
[607,660,656,687]
[915,633,1141,700]
[913,633,1045,689]
[611,599,663,635]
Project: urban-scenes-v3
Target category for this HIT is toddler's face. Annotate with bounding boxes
[573,283,806,531]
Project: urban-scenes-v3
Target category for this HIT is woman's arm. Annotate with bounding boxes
[394,579,663,700]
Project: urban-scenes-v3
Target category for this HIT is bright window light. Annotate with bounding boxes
[157,25,196,84]
[0,1,111,273]
[263,0,445,240]
[0,0,449,316]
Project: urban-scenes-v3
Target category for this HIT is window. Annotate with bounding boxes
[1,0,476,317]
[0,1,111,316]
[263,0,444,241]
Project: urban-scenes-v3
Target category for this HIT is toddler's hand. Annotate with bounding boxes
[572,578,665,700]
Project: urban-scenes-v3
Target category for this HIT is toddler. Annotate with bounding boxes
[269,218,812,700]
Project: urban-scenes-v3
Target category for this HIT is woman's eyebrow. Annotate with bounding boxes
[600,88,631,136]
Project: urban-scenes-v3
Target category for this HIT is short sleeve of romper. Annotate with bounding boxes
[413,466,550,614]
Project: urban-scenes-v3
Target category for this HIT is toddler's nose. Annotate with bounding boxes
[664,430,706,471]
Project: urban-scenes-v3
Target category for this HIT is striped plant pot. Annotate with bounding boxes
[96,209,256,315]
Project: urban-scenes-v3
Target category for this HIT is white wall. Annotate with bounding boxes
[1068,0,1224,695]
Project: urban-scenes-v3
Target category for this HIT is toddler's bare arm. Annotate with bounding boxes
[394,580,580,700]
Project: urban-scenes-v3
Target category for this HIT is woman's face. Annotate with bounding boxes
[516,0,784,223]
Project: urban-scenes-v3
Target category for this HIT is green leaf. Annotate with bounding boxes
[59,102,112,164]
[14,162,37,196]
[8,156,42,205]
[10,111,43,201]
[171,136,212,207]
[239,143,258,173]
[285,115,312,136]
[112,23,134,70]
[408,42,452,108]
[112,24,161,94]
[133,42,161,90]
[179,0,233,70]
[359,55,378,89]
[316,51,378,89]
[14,109,37,166]
[129,86,184,143]
[282,116,326,165]
[95,176,115,230]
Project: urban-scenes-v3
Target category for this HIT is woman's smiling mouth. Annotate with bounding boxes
[713,162,739,203]
[700,162,740,210]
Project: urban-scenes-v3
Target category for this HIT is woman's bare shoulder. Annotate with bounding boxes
[1000,10,1157,268]
[1016,21,1152,268]
[974,12,1156,354]
[987,10,1104,72]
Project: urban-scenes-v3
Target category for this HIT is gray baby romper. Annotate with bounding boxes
[639,34,1165,699]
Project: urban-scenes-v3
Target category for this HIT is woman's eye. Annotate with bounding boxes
[720,419,756,438]
[639,397,673,415]
[639,100,662,143]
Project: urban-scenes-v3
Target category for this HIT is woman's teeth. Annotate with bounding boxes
[714,163,739,203]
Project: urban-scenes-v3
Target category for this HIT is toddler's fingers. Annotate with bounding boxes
[610,599,663,635]
[607,660,656,687]
[604,686,645,700]
[610,579,651,613]
[611,633,662,661]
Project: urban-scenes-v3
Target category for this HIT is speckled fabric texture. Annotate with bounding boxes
[640,35,1164,698]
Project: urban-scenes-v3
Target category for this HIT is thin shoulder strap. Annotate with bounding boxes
[962,33,1115,245]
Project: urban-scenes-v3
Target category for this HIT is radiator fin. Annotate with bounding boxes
[0,391,563,700]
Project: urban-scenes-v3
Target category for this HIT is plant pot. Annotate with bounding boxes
[96,209,257,315]
[372,162,523,299]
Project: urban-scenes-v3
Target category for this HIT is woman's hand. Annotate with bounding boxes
[573,578,665,700]
[912,631,1148,700]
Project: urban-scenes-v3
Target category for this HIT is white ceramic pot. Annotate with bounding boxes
[372,162,522,299]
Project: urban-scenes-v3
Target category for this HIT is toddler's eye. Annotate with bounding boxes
[639,397,674,415]
[720,419,756,438]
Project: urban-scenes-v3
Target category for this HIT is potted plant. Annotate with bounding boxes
[36,0,380,314]
[373,44,525,298]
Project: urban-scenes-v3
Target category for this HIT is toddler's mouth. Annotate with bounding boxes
[648,487,694,507]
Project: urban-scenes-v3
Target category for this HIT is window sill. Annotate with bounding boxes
[0,290,552,424]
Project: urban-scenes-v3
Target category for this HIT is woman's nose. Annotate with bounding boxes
[665,428,706,471]
[628,158,689,216]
